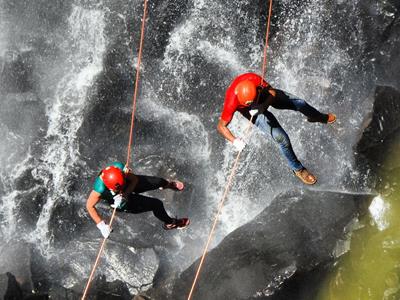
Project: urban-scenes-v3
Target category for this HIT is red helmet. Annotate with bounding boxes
[235,80,257,106]
[100,166,125,192]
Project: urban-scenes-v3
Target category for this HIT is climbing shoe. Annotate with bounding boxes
[163,218,190,230]
[307,113,336,124]
[167,180,185,191]
[326,113,336,124]
[294,168,317,185]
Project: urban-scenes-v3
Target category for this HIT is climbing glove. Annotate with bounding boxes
[232,138,246,152]
[111,194,126,209]
[96,220,111,239]
[249,109,259,116]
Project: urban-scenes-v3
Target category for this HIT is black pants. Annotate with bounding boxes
[119,175,174,224]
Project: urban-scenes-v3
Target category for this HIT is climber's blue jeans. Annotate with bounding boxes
[254,90,327,171]
[271,90,328,123]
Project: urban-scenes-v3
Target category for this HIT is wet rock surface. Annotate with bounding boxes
[0,0,399,299]
[0,242,33,293]
[355,86,400,188]
[148,190,372,300]
[0,273,23,300]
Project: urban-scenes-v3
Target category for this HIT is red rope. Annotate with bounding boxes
[187,141,246,300]
[187,1,273,299]
[126,0,149,168]
[81,1,148,299]
[261,0,273,83]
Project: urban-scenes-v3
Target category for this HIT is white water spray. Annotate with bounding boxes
[27,5,107,252]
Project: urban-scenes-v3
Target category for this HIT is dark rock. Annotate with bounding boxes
[0,51,35,93]
[0,273,23,300]
[92,275,132,299]
[37,238,159,297]
[260,265,328,300]
[47,194,85,249]
[355,86,400,187]
[16,187,47,230]
[133,295,151,300]
[48,284,79,299]
[47,277,132,300]
[373,7,400,88]
[0,242,33,293]
[145,0,190,61]
[0,93,46,141]
[23,295,48,300]
[1,0,399,299]
[2,0,71,32]
[148,189,371,300]
[15,168,43,192]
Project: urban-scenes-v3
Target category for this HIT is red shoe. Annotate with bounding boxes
[163,218,190,230]
[307,113,336,124]
[168,180,184,191]
[327,113,336,124]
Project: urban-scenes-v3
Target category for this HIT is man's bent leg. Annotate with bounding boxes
[271,127,304,171]
[271,89,329,123]
[255,112,303,171]
[123,194,174,224]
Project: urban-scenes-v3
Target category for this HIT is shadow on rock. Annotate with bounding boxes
[147,189,372,300]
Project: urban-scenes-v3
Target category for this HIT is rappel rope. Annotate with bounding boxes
[81,0,149,299]
[187,1,273,299]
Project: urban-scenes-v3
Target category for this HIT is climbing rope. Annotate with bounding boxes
[187,1,273,299]
[125,0,149,168]
[261,0,273,84]
[81,1,149,299]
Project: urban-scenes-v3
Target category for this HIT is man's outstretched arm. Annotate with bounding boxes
[86,190,112,238]
[86,190,102,224]
[217,119,235,142]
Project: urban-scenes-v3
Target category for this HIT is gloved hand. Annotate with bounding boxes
[123,165,132,174]
[232,138,246,152]
[96,220,111,239]
[249,109,258,116]
[111,194,126,209]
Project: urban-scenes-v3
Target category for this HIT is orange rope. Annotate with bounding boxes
[81,1,148,299]
[187,1,273,299]
[126,0,149,168]
[261,0,273,83]
[186,125,251,300]
[81,208,117,300]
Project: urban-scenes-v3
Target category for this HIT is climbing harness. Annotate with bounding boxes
[81,0,149,299]
[187,1,274,299]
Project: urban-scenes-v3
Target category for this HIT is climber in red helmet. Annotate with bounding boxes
[86,162,190,238]
[217,72,336,185]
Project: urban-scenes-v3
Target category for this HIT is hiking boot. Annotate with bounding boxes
[163,218,190,230]
[294,168,317,185]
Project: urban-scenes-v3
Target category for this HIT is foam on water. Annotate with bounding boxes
[0,5,107,254]
[31,5,107,253]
